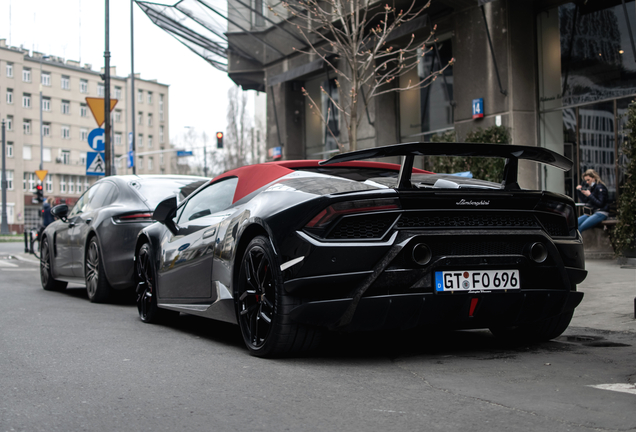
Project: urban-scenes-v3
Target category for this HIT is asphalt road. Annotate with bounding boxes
[0,244,634,432]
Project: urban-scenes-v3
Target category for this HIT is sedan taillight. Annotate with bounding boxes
[113,213,153,223]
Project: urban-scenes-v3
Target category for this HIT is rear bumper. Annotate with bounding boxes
[289,289,584,332]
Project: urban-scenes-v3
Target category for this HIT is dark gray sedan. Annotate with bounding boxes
[40,175,207,302]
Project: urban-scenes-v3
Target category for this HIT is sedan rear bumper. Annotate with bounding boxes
[289,290,584,332]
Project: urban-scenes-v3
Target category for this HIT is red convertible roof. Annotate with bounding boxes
[212,160,430,203]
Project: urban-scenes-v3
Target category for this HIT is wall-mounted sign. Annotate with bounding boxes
[177,150,194,157]
[268,146,282,160]
[472,98,484,120]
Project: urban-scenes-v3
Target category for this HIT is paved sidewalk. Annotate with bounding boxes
[570,258,636,334]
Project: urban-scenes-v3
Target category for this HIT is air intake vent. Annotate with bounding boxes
[326,213,397,239]
[397,212,538,229]
[536,214,570,237]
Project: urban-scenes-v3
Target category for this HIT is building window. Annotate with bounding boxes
[80,79,88,94]
[7,142,13,158]
[97,84,104,96]
[45,175,53,193]
[160,125,164,143]
[61,75,70,90]
[147,92,153,104]
[22,93,31,108]
[84,177,90,191]
[148,135,153,149]
[6,116,13,131]
[60,175,67,193]
[61,150,70,164]
[6,63,13,78]
[41,72,51,86]
[6,88,13,104]
[24,172,36,192]
[42,96,51,111]
[23,145,32,160]
[114,86,122,99]
[23,120,31,135]
[254,0,265,27]
[61,100,70,114]
[138,134,143,147]
[137,111,143,125]
[159,94,164,121]
[148,113,153,126]
[138,156,144,170]
[138,89,143,103]
[22,68,31,82]
[69,176,75,194]
[61,126,70,139]
[80,103,88,117]
[114,109,122,123]
[160,153,164,166]
[43,148,51,162]
[7,170,14,190]
[42,123,51,137]
[114,132,122,146]
[148,157,154,170]
[79,153,86,165]
[76,176,83,194]
[80,128,88,142]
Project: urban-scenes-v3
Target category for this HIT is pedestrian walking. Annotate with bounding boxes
[42,197,55,227]
[576,169,609,232]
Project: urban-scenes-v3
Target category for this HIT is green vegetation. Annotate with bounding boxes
[612,102,636,257]
[427,125,511,183]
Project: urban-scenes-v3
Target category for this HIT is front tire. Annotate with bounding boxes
[136,243,178,323]
[235,236,320,357]
[40,237,67,291]
[85,237,112,303]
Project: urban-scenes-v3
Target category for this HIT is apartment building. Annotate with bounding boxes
[0,39,171,233]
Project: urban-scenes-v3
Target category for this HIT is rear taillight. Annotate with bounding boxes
[535,199,576,235]
[113,213,153,223]
[304,198,400,238]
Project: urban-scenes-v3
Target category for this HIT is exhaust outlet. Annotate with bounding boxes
[529,242,548,263]
[412,243,432,266]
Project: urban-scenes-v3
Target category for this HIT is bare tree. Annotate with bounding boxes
[274,0,453,152]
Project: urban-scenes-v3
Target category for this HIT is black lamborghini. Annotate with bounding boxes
[134,143,587,357]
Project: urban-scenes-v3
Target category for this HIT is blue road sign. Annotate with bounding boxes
[86,152,106,176]
[177,150,194,157]
[472,98,484,119]
[128,151,134,168]
[88,128,106,152]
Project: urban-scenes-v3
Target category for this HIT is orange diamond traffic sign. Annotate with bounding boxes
[85,97,118,127]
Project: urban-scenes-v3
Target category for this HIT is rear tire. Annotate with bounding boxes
[136,243,178,323]
[40,237,68,291]
[490,309,575,343]
[235,236,321,358]
[85,237,112,303]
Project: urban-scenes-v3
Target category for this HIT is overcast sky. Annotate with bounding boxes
[0,0,234,145]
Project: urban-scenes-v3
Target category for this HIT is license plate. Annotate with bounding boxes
[435,270,520,292]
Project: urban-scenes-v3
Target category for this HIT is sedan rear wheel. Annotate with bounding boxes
[136,243,178,323]
[40,237,68,291]
[236,236,320,357]
[85,237,112,303]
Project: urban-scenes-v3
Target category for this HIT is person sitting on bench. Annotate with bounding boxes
[576,169,609,233]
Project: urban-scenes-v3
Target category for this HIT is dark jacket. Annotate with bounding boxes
[42,202,54,227]
[577,183,609,212]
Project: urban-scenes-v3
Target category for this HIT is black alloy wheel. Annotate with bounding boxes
[136,243,177,323]
[236,236,320,357]
[85,237,111,303]
[40,237,67,291]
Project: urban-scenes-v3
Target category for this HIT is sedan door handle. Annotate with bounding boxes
[202,227,216,239]
[85,218,92,224]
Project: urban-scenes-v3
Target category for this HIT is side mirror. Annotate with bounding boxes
[51,204,69,222]
[153,195,177,223]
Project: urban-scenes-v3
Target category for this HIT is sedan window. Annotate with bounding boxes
[177,177,238,225]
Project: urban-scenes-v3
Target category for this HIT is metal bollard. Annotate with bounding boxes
[24,231,28,253]
[29,231,34,254]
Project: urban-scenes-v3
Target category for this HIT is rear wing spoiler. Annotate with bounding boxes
[320,142,573,190]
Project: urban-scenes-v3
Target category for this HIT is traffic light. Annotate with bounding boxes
[35,184,43,204]
[216,131,224,149]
